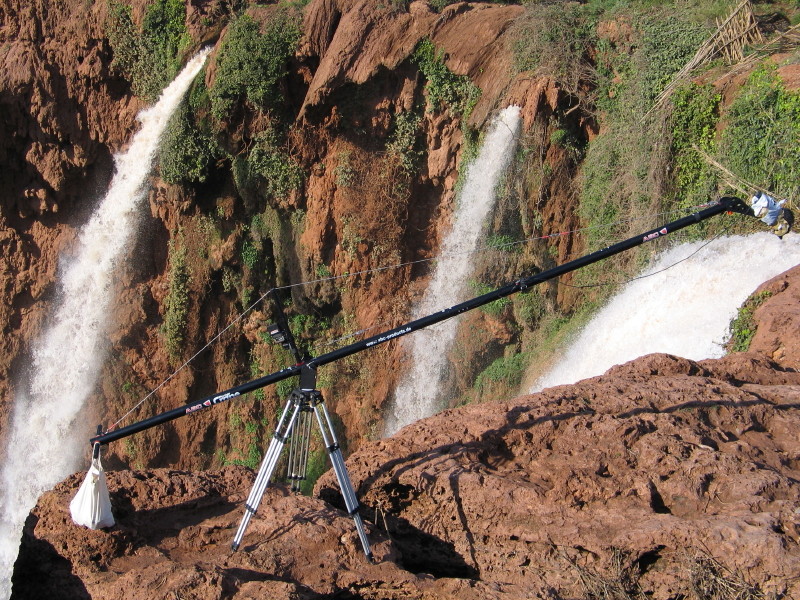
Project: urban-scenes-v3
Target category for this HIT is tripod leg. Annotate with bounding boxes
[232,394,302,551]
[311,395,374,562]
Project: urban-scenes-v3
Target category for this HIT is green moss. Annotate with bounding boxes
[726,290,773,353]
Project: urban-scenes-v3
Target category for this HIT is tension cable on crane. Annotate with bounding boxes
[105,203,742,433]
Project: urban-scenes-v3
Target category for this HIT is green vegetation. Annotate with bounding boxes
[232,128,304,202]
[720,64,800,202]
[579,130,624,249]
[469,281,511,316]
[670,83,721,211]
[486,234,521,253]
[241,238,258,270]
[288,312,332,356]
[413,38,480,118]
[387,109,424,174]
[158,97,220,184]
[573,8,716,251]
[473,352,528,399]
[249,130,305,198]
[210,10,302,120]
[163,241,190,362]
[635,15,708,107]
[315,263,333,278]
[106,0,190,101]
[298,445,328,495]
[334,152,356,187]
[513,289,546,329]
[726,290,773,353]
[512,2,598,102]
[550,126,585,160]
[220,408,263,469]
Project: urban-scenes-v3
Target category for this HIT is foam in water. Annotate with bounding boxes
[384,105,522,435]
[0,49,210,599]
[532,232,800,392]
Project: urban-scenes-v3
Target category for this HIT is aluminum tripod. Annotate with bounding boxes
[231,367,373,561]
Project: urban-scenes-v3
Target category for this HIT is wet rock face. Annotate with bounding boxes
[16,267,800,600]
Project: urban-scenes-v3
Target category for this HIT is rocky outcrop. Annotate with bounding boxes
[14,266,800,599]
[0,0,139,219]
[316,352,800,598]
[300,0,525,126]
[747,264,800,370]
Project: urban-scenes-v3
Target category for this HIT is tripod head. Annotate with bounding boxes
[266,289,305,364]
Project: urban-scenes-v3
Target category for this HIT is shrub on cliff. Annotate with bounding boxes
[230,127,304,203]
[158,94,221,185]
[210,10,302,121]
[106,0,190,101]
[726,289,773,353]
[412,38,480,118]
[163,241,190,363]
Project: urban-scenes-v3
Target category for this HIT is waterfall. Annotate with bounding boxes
[384,105,522,435]
[531,232,800,392]
[0,49,209,599]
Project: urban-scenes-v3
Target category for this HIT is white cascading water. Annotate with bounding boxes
[0,49,210,599]
[532,232,800,392]
[384,105,522,435]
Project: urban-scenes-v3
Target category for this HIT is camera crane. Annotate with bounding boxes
[83,196,780,557]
